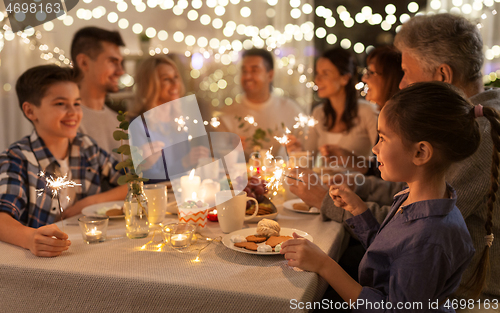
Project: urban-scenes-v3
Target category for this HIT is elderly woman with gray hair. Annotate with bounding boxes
[287,13,500,306]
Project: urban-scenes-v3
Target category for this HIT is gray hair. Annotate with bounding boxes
[394,13,483,87]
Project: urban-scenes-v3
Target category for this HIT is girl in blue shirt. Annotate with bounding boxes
[280,82,500,312]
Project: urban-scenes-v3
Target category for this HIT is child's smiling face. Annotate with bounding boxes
[372,108,416,183]
[28,82,82,141]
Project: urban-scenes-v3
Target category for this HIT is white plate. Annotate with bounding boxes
[222,227,313,255]
[283,199,320,214]
[82,201,125,219]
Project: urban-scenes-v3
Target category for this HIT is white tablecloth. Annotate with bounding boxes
[0,204,347,313]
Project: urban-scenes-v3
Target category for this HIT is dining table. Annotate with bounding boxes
[0,199,348,313]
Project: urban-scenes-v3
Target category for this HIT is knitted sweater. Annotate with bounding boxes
[321,88,500,299]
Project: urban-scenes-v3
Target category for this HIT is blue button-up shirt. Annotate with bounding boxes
[0,131,121,228]
[346,186,475,312]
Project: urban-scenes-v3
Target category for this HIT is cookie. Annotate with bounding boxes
[266,235,293,248]
[106,208,123,216]
[293,203,310,211]
[246,235,268,243]
[234,242,258,251]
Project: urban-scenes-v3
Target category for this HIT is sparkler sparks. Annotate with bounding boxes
[36,172,81,232]
[209,117,220,128]
[244,115,257,126]
[175,116,188,132]
[36,173,81,197]
[274,127,291,145]
[293,113,318,129]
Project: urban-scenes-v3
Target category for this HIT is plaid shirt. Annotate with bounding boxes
[0,131,121,228]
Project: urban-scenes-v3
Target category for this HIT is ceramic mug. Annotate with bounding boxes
[216,190,259,233]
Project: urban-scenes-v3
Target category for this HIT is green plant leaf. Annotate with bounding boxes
[115,159,133,171]
[117,115,125,122]
[117,175,128,185]
[112,148,119,153]
[117,144,131,155]
[113,130,129,141]
[119,121,129,130]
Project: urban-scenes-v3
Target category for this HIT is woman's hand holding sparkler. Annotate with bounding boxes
[329,184,368,216]
[27,224,70,257]
[285,134,302,152]
[286,168,327,209]
[182,146,210,169]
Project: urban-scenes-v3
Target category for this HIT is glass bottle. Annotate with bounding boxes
[124,181,149,239]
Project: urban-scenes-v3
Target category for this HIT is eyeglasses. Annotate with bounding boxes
[361,67,381,78]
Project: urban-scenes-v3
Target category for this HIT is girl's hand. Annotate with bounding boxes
[280,232,330,273]
[329,184,368,216]
[27,224,71,257]
[286,134,302,152]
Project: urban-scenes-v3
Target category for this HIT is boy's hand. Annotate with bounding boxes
[28,224,71,257]
[280,232,330,273]
[329,184,367,216]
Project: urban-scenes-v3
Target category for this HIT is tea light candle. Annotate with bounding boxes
[85,228,102,242]
[207,209,218,222]
[170,234,189,247]
[181,169,201,202]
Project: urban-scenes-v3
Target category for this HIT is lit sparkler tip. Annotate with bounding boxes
[37,174,81,198]
[274,135,290,145]
[293,114,318,129]
[244,115,256,126]
[210,117,220,128]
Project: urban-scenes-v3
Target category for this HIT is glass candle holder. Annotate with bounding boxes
[178,201,208,231]
[162,223,194,248]
[78,216,109,244]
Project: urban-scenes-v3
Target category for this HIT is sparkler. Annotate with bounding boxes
[175,116,188,132]
[244,115,257,127]
[265,148,305,191]
[37,171,81,232]
[274,127,292,159]
[273,127,291,145]
[209,117,220,128]
[293,113,318,129]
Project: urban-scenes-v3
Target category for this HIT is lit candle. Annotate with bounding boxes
[170,234,189,247]
[85,228,102,242]
[199,179,220,207]
[180,169,201,202]
[207,209,218,222]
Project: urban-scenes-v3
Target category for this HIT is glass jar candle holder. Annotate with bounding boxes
[78,216,109,244]
[162,223,195,248]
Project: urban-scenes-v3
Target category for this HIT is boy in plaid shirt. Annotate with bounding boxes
[0,65,127,257]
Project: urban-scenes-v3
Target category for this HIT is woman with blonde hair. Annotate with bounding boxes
[131,55,185,117]
[130,56,208,182]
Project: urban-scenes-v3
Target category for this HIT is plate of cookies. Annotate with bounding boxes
[82,201,125,219]
[283,199,320,214]
[245,197,278,223]
[222,219,313,255]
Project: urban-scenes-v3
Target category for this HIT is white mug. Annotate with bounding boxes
[216,190,259,233]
